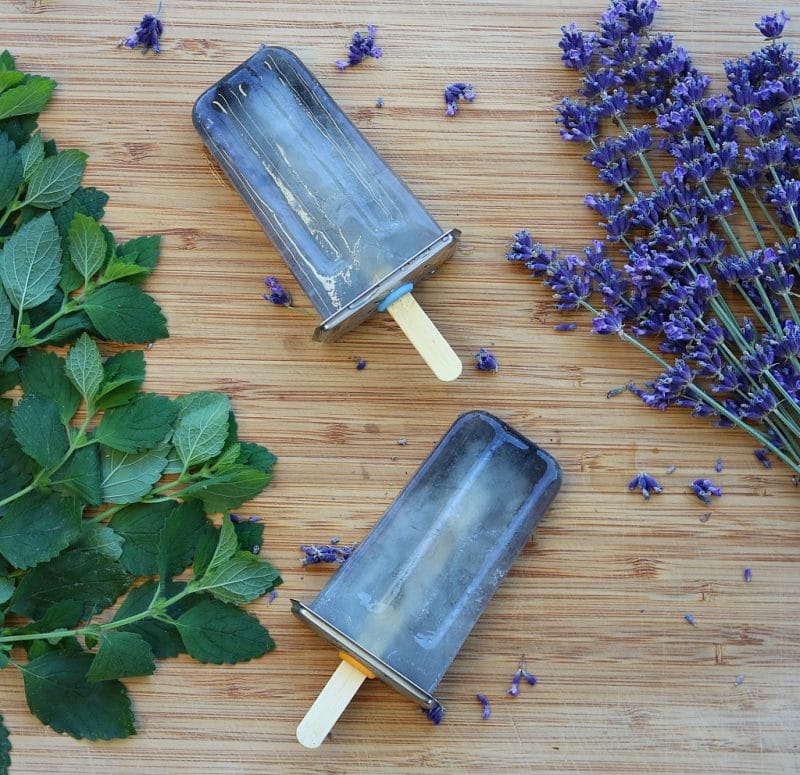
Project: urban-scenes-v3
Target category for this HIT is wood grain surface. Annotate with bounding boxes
[1,1,799,773]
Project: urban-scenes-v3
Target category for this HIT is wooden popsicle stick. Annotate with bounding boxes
[296,658,370,748]
[386,292,462,382]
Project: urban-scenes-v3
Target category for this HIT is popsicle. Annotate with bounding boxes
[192,46,462,381]
[292,410,562,747]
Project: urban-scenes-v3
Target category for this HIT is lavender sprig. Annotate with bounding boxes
[300,542,354,565]
[336,25,382,70]
[119,2,164,54]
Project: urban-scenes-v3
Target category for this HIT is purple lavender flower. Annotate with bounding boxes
[555,322,578,331]
[336,25,382,70]
[300,543,354,566]
[268,589,278,604]
[684,613,696,626]
[424,703,444,725]
[263,276,292,306]
[754,448,773,467]
[507,670,522,697]
[376,97,385,108]
[744,567,753,582]
[755,11,790,40]
[733,674,745,686]
[715,457,724,472]
[356,358,367,370]
[476,693,491,720]
[475,347,499,372]
[691,478,722,504]
[444,82,476,116]
[628,471,663,500]
[120,4,163,54]
[559,23,597,70]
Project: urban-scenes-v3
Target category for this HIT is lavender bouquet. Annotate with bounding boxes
[510,1,800,475]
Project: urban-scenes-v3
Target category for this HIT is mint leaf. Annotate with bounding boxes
[194,551,281,605]
[0,76,56,121]
[67,212,106,284]
[180,465,272,513]
[95,393,177,453]
[0,411,32,498]
[237,441,277,473]
[0,713,11,774]
[20,349,81,424]
[100,257,149,283]
[10,548,132,620]
[233,520,264,553]
[11,393,68,467]
[19,132,44,178]
[72,186,108,220]
[13,599,83,636]
[173,392,230,469]
[24,149,87,209]
[0,492,81,569]
[100,443,169,504]
[64,333,103,404]
[72,523,124,561]
[175,599,274,664]
[0,287,13,361]
[109,501,173,576]
[87,632,155,682]
[205,515,238,572]
[84,282,168,343]
[0,70,24,93]
[155,501,209,581]
[22,650,135,740]
[96,349,144,409]
[51,445,102,506]
[117,235,160,275]
[0,576,15,605]
[0,129,22,210]
[0,211,61,311]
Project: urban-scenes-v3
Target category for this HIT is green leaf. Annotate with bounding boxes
[0,129,22,210]
[0,353,20,393]
[0,211,61,311]
[180,465,272,513]
[19,132,43,178]
[45,310,95,345]
[0,411,32,498]
[67,212,106,284]
[95,392,177,453]
[51,445,102,505]
[190,523,219,579]
[11,393,69,467]
[64,332,103,404]
[24,149,87,209]
[14,599,83,636]
[20,349,81,424]
[99,257,150,283]
[117,235,160,275]
[0,576,15,605]
[72,523,124,561]
[0,114,37,149]
[72,186,108,220]
[0,70,24,93]
[109,501,173,576]
[113,580,193,659]
[10,548,132,620]
[175,599,274,664]
[194,551,281,605]
[205,515,238,572]
[0,51,15,71]
[0,492,82,569]
[233,520,265,554]
[0,713,11,775]
[87,631,155,682]
[84,282,168,343]
[237,441,277,473]
[0,76,56,121]
[22,650,135,740]
[100,443,169,504]
[0,287,13,361]
[173,392,231,469]
[96,349,145,409]
[156,501,209,581]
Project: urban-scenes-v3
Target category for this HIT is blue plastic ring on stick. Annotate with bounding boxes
[377,283,414,312]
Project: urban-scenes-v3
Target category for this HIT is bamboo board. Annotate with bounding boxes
[0,1,798,773]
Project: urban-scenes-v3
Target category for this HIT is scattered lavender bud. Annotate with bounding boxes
[336,24,382,70]
[754,449,772,468]
[423,703,444,725]
[744,567,752,582]
[628,471,663,500]
[733,674,745,686]
[268,589,278,604]
[330,536,340,545]
[555,322,577,331]
[507,670,522,697]
[248,516,263,523]
[356,358,367,370]
[666,465,677,474]
[263,276,292,306]
[475,347,498,372]
[119,2,164,54]
[444,82,476,116]
[507,656,535,696]
[606,385,626,398]
[376,96,385,108]
[522,669,537,686]
[476,693,491,720]
[397,438,408,446]
[691,478,722,504]
[715,457,723,472]
[229,513,241,523]
[684,613,696,626]
[300,543,355,566]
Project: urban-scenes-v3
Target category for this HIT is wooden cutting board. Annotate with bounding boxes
[1,0,798,772]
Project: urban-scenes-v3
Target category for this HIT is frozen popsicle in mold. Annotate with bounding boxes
[292,410,561,747]
[192,46,462,381]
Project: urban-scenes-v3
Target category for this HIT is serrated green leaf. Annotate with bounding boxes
[95,392,177,453]
[0,114,37,149]
[67,212,106,284]
[0,70,23,93]
[72,187,108,220]
[0,491,81,569]
[173,392,231,469]
[87,631,155,682]
[162,444,182,474]
[0,211,61,311]
[0,354,20,393]
[22,650,135,740]
[189,522,218,579]
[156,501,209,581]
[108,501,173,576]
[96,349,145,409]
[0,411,32,498]
[100,443,169,504]
[0,287,13,361]
[14,599,83,636]
[0,713,11,774]
[212,442,240,471]
[24,149,87,209]
[11,393,68,467]
[206,515,238,572]
[99,257,150,283]
[175,599,274,664]
[72,524,124,561]
[0,576,14,605]
[117,235,161,276]
[0,129,22,211]
[0,76,56,121]
[194,551,281,605]
[51,445,102,505]
[233,520,265,554]
[44,310,95,346]
[0,51,15,71]
[180,465,271,513]
[64,332,103,404]
[84,282,168,343]
[19,131,43,178]
[20,349,81,424]
[10,548,132,620]
[237,441,277,473]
